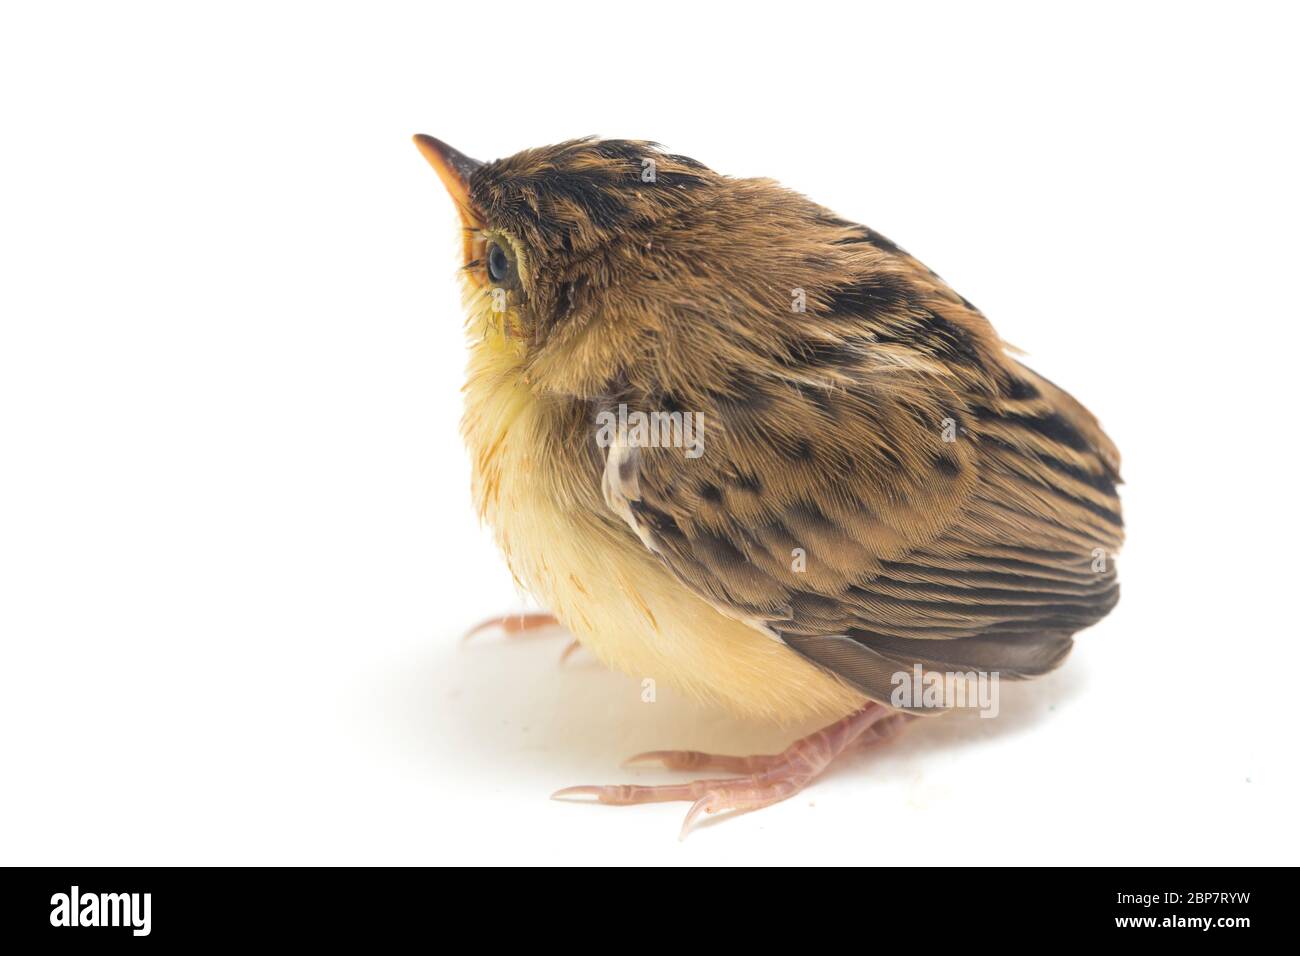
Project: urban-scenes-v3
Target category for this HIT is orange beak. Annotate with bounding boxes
[413,134,483,229]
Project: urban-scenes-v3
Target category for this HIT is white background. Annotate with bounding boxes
[2,2,1297,866]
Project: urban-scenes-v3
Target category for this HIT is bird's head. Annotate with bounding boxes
[414,135,871,400]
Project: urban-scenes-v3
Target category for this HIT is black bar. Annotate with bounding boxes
[0,866,1283,943]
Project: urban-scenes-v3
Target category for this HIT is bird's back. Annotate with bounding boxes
[588,210,1123,709]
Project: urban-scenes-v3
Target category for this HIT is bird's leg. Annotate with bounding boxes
[624,710,912,774]
[462,612,582,663]
[463,612,559,640]
[553,703,910,839]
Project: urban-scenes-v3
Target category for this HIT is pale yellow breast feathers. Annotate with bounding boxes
[459,333,864,724]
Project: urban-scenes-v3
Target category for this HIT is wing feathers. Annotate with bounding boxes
[595,208,1122,708]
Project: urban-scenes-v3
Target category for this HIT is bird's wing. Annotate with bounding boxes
[598,229,1123,710]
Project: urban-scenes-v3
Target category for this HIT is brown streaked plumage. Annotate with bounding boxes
[414,135,1122,835]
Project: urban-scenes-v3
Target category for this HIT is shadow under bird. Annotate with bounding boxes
[413,133,1123,838]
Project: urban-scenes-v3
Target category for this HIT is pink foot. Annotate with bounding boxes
[463,612,560,641]
[462,613,582,665]
[553,704,910,839]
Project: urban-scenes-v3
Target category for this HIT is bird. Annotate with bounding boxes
[413,134,1123,837]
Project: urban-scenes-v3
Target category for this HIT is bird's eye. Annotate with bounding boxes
[486,241,513,284]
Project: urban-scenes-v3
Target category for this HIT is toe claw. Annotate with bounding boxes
[551,786,602,802]
[679,791,722,841]
[621,749,744,772]
[621,750,669,769]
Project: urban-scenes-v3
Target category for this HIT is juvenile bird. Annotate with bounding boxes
[414,134,1123,837]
